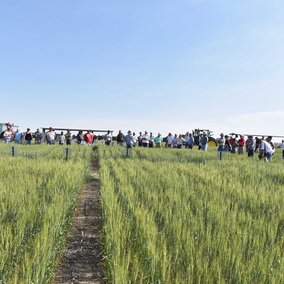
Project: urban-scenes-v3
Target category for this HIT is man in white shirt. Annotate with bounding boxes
[104,130,112,146]
[46,127,56,144]
[142,131,150,147]
[259,136,274,162]
[166,133,174,148]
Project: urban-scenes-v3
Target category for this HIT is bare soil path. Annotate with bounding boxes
[53,151,105,284]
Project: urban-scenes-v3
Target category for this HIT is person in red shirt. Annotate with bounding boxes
[237,135,245,154]
[84,130,94,146]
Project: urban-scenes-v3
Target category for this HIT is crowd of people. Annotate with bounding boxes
[1,127,95,146]
[103,130,283,162]
[1,126,284,161]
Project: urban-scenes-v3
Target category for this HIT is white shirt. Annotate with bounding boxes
[142,134,149,143]
[4,130,13,139]
[177,137,185,145]
[261,141,273,153]
[46,131,56,141]
[105,133,112,141]
[167,136,174,144]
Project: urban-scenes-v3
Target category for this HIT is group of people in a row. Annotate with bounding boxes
[2,127,95,146]
[2,127,284,161]
[106,130,284,162]
[215,133,278,161]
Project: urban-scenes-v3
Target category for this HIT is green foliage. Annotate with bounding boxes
[0,144,92,283]
[99,146,284,283]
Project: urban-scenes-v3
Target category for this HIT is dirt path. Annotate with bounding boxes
[53,153,105,284]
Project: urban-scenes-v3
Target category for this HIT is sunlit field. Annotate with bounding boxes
[1,142,283,283]
[0,144,92,283]
[99,146,284,283]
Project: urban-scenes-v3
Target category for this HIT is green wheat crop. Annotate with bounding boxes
[0,144,92,283]
[99,146,284,283]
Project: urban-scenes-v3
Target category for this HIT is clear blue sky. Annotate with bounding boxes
[1,0,284,138]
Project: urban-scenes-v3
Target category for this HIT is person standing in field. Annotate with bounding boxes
[255,136,264,152]
[154,133,163,148]
[34,128,42,144]
[104,130,112,146]
[166,133,174,148]
[125,130,135,148]
[46,127,56,144]
[149,132,155,148]
[84,130,94,146]
[172,134,178,148]
[237,135,245,154]
[24,128,33,145]
[200,132,208,151]
[3,127,13,143]
[246,135,255,157]
[224,135,231,152]
[58,131,65,145]
[142,131,150,147]
[185,132,194,149]
[229,135,237,154]
[259,136,274,162]
[217,133,225,152]
[14,129,22,144]
[116,130,124,146]
[132,132,137,147]
[76,130,84,144]
[137,132,143,147]
[268,136,275,153]
[176,134,186,148]
[65,129,72,145]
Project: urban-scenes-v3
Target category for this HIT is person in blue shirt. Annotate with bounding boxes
[200,132,208,151]
[125,130,135,148]
[154,133,163,148]
[14,129,22,144]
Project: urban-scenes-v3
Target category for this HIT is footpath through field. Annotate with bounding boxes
[53,149,104,284]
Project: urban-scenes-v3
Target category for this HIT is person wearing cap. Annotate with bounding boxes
[245,135,255,157]
[154,133,163,148]
[125,130,135,148]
